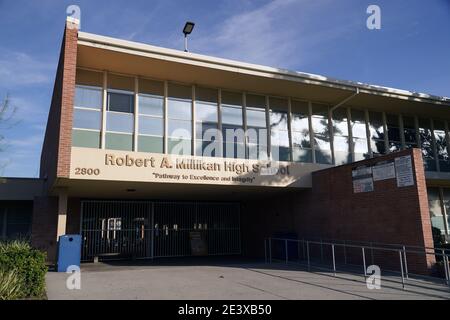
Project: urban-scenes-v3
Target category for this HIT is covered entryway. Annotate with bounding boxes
[80,200,241,261]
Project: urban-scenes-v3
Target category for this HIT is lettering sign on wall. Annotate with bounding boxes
[70,147,331,188]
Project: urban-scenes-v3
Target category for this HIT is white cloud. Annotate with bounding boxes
[191,0,358,70]
[0,49,54,87]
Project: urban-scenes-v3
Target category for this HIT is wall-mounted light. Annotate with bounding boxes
[183,21,195,52]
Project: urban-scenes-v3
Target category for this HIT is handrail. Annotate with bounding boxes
[265,237,450,290]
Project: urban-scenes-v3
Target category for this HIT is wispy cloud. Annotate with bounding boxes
[0,49,54,87]
[191,0,358,70]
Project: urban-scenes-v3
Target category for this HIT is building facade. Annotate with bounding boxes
[1,18,450,272]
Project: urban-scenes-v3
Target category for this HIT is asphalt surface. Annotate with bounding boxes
[46,258,450,300]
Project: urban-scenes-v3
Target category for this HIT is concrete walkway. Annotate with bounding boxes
[46,260,450,300]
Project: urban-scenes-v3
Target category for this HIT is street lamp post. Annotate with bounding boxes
[183,21,195,52]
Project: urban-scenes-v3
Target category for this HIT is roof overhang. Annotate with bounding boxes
[77,31,450,118]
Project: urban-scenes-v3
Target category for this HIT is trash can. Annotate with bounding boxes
[57,234,81,272]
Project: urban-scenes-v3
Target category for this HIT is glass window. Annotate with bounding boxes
[138,82,164,154]
[74,86,102,110]
[5,205,32,239]
[269,97,289,161]
[368,111,386,155]
[107,112,134,133]
[72,130,100,148]
[168,83,192,155]
[419,118,436,171]
[403,116,417,149]
[441,188,450,237]
[428,188,446,236]
[139,95,163,116]
[168,99,192,120]
[312,103,332,164]
[138,135,163,153]
[221,91,245,159]
[195,87,219,157]
[434,120,450,172]
[351,109,368,161]
[139,116,163,136]
[222,106,243,126]
[72,84,102,148]
[73,109,101,130]
[332,108,350,165]
[291,100,312,163]
[386,114,401,152]
[246,94,268,160]
[106,132,133,151]
[108,92,134,113]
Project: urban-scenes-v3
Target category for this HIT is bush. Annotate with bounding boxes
[0,240,47,299]
[0,269,22,300]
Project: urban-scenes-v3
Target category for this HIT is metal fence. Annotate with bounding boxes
[81,200,241,261]
[264,237,450,290]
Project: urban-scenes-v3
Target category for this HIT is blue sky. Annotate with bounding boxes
[0,0,449,177]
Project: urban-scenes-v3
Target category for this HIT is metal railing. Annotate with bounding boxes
[264,237,450,290]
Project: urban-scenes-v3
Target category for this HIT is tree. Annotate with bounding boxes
[0,94,17,173]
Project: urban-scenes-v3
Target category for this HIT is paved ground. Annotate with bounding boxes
[46,259,450,300]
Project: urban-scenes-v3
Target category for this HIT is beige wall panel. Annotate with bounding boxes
[70,147,331,188]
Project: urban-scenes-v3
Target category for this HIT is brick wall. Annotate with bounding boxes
[293,148,435,274]
[40,20,78,186]
[31,196,58,263]
[32,20,78,263]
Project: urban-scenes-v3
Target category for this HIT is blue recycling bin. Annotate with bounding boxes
[57,234,81,272]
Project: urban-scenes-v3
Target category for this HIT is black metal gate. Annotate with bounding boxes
[80,201,241,261]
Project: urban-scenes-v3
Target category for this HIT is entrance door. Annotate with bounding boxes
[81,201,240,261]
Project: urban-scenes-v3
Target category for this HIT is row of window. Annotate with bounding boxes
[73,69,450,170]
[0,203,32,240]
[427,188,450,241]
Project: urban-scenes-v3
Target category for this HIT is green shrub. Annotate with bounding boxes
[0,269,23,300]
[0,240,47,299]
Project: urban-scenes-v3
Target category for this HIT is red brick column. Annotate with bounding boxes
[57,20,78,178]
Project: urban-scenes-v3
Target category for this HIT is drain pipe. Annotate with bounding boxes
[330,87,360,112]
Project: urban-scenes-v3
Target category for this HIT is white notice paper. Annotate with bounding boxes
[372,162,396,181]
[395,155,414,187]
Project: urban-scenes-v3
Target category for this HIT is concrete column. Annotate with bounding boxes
[56,188,68,240]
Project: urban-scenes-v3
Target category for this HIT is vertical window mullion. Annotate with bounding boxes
[242,92,248,158]
[328,108,335,165]
[382,112,389,153]
[164,81,168,154]
[265,96,271,159]
[364,109,372,158]
[191,85,196,156]
[430,119,440,172]
[218,89,223,157]
[308,101,316,163]
[134,77,139,151]
[287,98,293,162]
[101,71,107,149]
[439,188,450,236]
[415,116,421,149]
[399,115,405,150]
[444,121,450,163]
[347,108,354,162]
